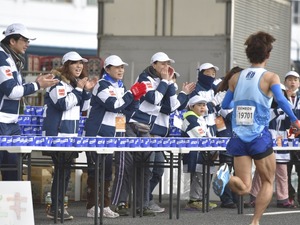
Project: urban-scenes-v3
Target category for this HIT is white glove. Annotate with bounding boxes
[212,91,226,106]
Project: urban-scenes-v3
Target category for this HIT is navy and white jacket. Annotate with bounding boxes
[0,46,38,123]
[42,70,91,136]
[84,78,135,137]
[129,66,170,126]
[190,83,217,137]
[269,106,290,163]
[181,111,214,173]
[150,82,188,137]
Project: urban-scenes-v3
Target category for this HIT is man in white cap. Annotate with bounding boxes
[284,70,300,206]
[0,23,58,181]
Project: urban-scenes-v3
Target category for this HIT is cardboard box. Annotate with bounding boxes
[30,166,53,203]
[80,171,88,201]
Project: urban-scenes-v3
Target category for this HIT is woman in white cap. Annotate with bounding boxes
[0,23,58,181]
[284,70,300,206]
[84,55,146,218]
[42,51,97,220]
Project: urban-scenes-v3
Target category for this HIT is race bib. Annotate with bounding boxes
[236,105,255,125]
[115,114,126,132]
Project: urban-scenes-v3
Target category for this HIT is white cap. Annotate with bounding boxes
[285,70,300,79]
[104,55,128,68]
[62,51,88,65]
[150,52,175,64]
[198,63,219,71]
[188,95,207,107]
[3,23,36,40]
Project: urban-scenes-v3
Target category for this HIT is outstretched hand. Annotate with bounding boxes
[77,77,88,89]
[36,73,59,89]
[84,77,98,91]
[182,82,196,94]
[289,120,300,137]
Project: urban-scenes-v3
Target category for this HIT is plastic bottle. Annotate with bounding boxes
[45,192,52,212]
[64,195,68,208]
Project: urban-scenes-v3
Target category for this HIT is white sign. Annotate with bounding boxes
[0,181,34,225]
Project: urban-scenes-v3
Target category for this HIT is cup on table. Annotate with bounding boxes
[81,137,89,147]
[128,137,140,148]
[41,137,52,147]
[199,138,209,147]
[282,138,288,147]
[106,138,117,147]
[27,137,34,146]
[162,138,170,147]
[96,137,105,147]
[52,137,62,147]
[33,136,43,146]
[72,137,83,147]
[209,138,219,147]
[176,138,186,147]
[88,137,97,147]
[156,138,162,147]
[12,135,21,146]
[35,107,44,116]
[1,136,12,146]
[219,138,229,147]
[24,106,32,115]
[117,138,127,147]
[293,138,299,147]
[169,138,176,147]
[187,138,199,147]
[150,138,158,147]
[140,138,150,147]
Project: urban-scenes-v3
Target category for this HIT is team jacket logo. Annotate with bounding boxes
[108,86,117,96]
[5,69,12,76]
[144,81,153,91]
[58,88,65,96]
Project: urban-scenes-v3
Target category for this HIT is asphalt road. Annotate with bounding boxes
[34,195,300,225]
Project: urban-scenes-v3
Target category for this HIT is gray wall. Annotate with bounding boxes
[231,0,291,80]
[99,35,228,88]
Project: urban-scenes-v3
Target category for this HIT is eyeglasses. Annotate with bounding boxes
[19,37,30,44]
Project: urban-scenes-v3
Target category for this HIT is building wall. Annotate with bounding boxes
[231,0,291,79]
[103,0,226,36]
[0,0,226,51]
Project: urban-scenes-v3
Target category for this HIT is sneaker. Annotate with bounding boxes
[136,207,156,216]
[277,202,297,208]
[185,200,202,211]
[185,200,217,210]
[213,163,230,196]
[115,203,129,216]
[87,206,100,218]
[47,209,73,220]
[103,207,119,218]
[220,202,237,209]
[148,200,165,213]
[208,202,217,209]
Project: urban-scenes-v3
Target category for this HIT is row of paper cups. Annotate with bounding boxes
[0,136,231,148]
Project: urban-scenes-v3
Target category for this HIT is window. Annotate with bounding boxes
[293,1,300,24]
[87,0,97,6]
